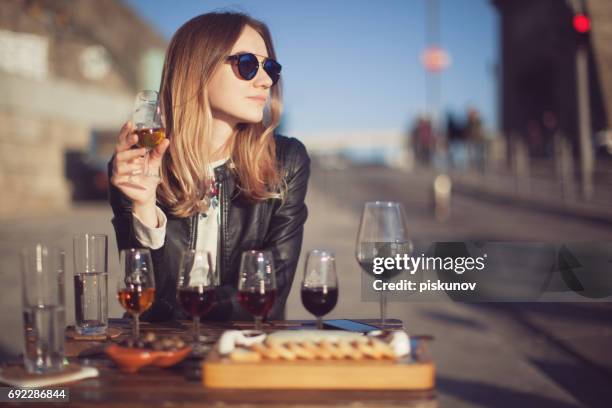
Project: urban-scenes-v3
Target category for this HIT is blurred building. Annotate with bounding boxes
[0,0,166,217]
[492,0,611,157]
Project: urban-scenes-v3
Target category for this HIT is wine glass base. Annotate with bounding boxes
[190,343,211,358]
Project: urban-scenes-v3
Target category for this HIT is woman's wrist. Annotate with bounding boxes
[133,201,158,228]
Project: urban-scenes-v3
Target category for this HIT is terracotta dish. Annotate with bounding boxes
[105,344,192,373]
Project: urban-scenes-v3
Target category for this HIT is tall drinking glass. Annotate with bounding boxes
[118,249,155,339]
[237,250,276,331]
[177,250,216,348]
[21,244,66,374]
[73,233,108,335]
[356,201,412,326]
[301,250,338,329]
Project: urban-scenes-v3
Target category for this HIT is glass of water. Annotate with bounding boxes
[73,234,108,335]
[21,244,66,374]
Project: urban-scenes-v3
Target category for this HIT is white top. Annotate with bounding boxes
[132,157,228,284]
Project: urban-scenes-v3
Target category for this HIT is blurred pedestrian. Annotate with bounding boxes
[464,107,485,171]
[411,115,434,165]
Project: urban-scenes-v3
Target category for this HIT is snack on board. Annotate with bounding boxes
[228,336,399,362]
[219,329,411,362]
[228,348,262,363]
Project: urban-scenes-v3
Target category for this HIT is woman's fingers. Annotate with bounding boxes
[111,172,160,191]
[149,138,170,161]
[115,122,137,153]
[115,147,147,163]
[114,161,144,176]
[148,138,170,169]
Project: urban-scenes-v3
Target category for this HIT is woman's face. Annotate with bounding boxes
[208,25,273,125]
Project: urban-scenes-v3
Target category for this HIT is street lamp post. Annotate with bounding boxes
[573,11,594,200]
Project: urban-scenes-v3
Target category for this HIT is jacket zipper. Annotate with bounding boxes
[189,214,197,250]
[215,169,224,286]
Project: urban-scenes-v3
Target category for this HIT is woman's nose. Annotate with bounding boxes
[253,65,273,89]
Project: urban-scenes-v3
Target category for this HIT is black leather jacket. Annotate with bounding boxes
[108,134,310,322]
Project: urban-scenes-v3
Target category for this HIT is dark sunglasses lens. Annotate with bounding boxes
[263,59,281,84]
[237,54,258,80]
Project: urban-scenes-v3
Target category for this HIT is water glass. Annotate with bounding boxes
[21,244,66,374]
[73,234,108,335]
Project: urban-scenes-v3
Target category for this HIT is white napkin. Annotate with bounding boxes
[0,365,99,388]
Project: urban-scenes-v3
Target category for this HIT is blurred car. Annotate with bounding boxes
[65,130,116,201]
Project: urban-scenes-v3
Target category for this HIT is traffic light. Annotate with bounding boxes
[573,13,591,45]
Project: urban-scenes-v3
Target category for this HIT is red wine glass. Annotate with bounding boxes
[301,250,338,329]
[237,250,276,331]
[177,250,216,347]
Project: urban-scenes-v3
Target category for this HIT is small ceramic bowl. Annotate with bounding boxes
[151,347,193,367]
[105,344,192,373]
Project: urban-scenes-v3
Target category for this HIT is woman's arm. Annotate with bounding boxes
[132,206,167,250]
[108,156,168,251]
[108,156,139,252]
[108,122,170,253]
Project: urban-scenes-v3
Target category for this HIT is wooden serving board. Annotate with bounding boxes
[202,346,435,390]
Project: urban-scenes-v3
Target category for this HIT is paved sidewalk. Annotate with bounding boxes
[411,163,612,226]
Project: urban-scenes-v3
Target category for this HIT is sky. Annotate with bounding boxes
[123,0,498,138]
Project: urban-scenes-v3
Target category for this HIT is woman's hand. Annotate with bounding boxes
[110,122,170,208]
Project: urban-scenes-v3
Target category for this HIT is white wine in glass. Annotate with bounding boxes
[356,201,412,326]
[118,249,156,339]
[132,90,165,178]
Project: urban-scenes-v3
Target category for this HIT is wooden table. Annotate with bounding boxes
[9,318,437,407]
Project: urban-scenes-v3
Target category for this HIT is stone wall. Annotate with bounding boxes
[0,0,166,218]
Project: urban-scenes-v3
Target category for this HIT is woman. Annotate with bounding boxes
[108,12,310,322]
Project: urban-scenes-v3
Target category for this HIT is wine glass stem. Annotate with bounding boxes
[193,316,201,343]
[316,316,323,330]
[133,313,140,339]
[380,290,387,327]
[255,316,262,331]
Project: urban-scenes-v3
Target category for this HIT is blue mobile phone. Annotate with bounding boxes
[322,319,381,333]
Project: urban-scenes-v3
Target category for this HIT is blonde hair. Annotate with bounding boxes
[157,12,283,217]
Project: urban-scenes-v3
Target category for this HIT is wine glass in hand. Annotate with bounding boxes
[237,250,276,332]
[118,249,155,339]
[301,250,338,330]
[356,201,412,326]
[132,90,166,178]
[110,119,169,204]
[177,250,216,349]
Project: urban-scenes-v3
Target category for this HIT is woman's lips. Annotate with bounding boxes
[247,96,267,104]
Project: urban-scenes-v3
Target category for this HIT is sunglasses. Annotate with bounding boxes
[226,53,282,85]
